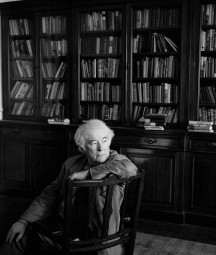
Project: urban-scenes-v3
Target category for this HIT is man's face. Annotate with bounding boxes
[84,129,111,165]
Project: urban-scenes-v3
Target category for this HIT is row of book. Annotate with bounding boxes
[45,82,65,100]
[132,82,178,104]
[42,102,65,117]
[134,8,179,29]
[11,39,33,58]
[80,11,122,32]
[81,36,122,55]
[11,60,33,78]
[200,85,216,104]
[10,81,33,99]
[199,107,216,124]
[41,16,67,34]
[132,105,178,124]
[42,62,67,79]
[201,4,216,26]
[80,104,120,121]
[188,120,214,133]
[200,29,216,52]
[11,101,34,116]
[80,82,120,102]
[200,56,216,78]
[81,58,120,78]
[133,33,178,53]
[134,56,178,78]
[9,18,30,35]
[41,39,67,57]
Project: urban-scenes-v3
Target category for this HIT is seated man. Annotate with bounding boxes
[0,119,138,255]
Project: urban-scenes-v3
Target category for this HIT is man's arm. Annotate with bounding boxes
[89,152,138,180]
[69,152,137,181]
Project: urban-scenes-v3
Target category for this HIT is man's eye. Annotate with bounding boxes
[102,139,107,143]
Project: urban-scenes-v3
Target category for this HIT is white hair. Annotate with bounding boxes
[74,119,115,150]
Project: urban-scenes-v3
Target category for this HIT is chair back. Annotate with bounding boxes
[63,169,145,255]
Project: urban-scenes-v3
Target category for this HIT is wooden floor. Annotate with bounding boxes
[134,232,216,255]
[138,218,216,246]
[1,194,216,252]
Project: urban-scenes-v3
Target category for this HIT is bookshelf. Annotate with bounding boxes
[78,7,124,124]
[1,0,188,128]
[130,4,182,127]
[8,17,34,117]
[40,14,68,119]
[198,2,216,124]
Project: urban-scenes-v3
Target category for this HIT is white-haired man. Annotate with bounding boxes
[0,119,138,255]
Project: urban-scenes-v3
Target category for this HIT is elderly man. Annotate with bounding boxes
[0,119,137,255]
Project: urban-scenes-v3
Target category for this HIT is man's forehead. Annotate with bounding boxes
[86,130,109,140]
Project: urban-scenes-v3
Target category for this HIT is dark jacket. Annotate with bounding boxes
[20,150,138,255]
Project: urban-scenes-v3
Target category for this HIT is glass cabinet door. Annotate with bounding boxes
[39,14,68,119]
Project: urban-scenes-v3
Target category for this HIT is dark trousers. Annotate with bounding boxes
[0,227,61,255]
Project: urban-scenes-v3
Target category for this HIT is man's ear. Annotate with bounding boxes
[78,146,85,154]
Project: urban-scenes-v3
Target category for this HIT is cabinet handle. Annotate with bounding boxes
[208,142,216,148]
[145,137,157,144]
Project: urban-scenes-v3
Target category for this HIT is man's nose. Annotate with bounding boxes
[97,141,103,150]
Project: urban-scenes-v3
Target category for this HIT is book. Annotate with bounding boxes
[188,129,214,133]
[48,118,70,125]
[144,125,164,130]
[188,125,213,130]
[189,120,214,125]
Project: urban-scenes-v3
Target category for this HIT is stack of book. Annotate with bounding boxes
[48,118,70,125]
[188,120,214,133]
[143,113,167,130]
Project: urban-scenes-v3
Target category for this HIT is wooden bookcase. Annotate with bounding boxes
[6,0,216,228]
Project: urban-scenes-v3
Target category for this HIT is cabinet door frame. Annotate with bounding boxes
[120,147,184,223]
[185,150,216,226]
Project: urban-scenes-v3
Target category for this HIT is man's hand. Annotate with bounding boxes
[6,222,27,244]
[69,170,89,181]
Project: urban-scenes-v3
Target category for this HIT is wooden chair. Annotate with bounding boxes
[31,169,145,255]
